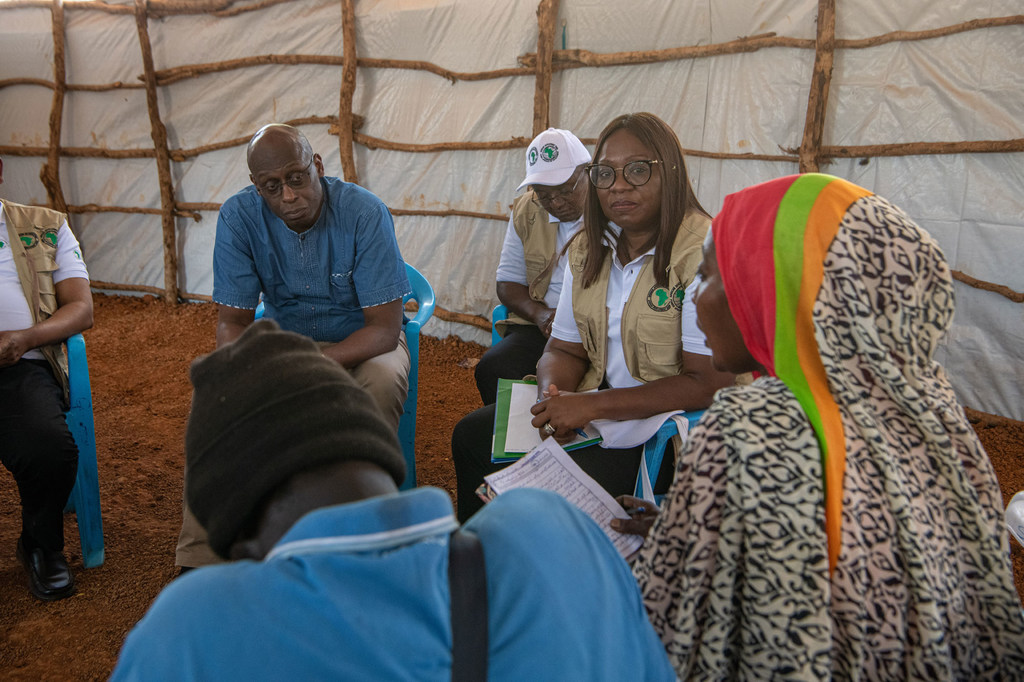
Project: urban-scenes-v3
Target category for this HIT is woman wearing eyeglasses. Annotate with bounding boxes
[452,112,734,521]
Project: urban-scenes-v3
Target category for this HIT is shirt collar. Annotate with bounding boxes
[266,487,458,561]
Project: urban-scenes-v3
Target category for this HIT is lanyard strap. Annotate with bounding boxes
[448,528,488,682]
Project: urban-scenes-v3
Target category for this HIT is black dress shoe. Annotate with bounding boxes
[16,538,75,602]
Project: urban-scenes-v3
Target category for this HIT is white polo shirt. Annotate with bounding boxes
[0,203,89,360]
[550,228,709,389]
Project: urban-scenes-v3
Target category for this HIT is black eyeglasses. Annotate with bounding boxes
[256,158,314,198]
[586,160,660,189]
[532,170,584,204]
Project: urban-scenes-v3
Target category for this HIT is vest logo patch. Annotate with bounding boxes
[19,233,38,249]
[647,285,672,311]
[670,283,685,310]
[540,143,559,162]
[43,229,58,247]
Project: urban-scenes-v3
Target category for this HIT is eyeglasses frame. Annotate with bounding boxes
[531,168,585,204]
[255,157,316,198]
[585,159,662,189]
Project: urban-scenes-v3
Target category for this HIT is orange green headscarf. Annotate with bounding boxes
[713,173,871,572]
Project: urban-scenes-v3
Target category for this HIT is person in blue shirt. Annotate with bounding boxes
[176,123,411,569]
[112,320,675,682]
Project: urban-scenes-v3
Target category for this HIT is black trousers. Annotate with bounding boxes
[451,402,676,523]
[0,359,78,552]
[474,325,548,405]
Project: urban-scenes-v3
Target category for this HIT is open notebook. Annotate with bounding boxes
[478,438,643,559]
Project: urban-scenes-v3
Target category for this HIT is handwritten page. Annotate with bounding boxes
[484,439,643,558]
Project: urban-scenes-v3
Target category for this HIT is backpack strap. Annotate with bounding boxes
[448,528,488,682]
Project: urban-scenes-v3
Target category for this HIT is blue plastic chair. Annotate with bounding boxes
[64,332,105,568]
[253,264,435,490]
[490,304,507,346]
[398,265,436,489]
[634,410,706,501]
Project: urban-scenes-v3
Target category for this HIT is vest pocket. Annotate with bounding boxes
[33,249,60,315]
[576,320,596,355]
[635,312,682,377]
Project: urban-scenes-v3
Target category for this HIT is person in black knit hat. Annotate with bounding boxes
[111,318,675,681]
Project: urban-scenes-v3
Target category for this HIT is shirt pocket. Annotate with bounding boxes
[635,311,683,378]
[329,270,359,308]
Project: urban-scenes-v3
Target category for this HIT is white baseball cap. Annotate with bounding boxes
[516,128,591,192]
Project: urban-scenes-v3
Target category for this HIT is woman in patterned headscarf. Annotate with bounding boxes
[626,173,1024,679]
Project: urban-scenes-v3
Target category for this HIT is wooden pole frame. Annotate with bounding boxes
[40,0,68,214]
[1,0,1020,312]
[799,0,836,172]
[532,0,560,136]
[134,0,179,303]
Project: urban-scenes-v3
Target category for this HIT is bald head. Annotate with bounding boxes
[247,124,313,174]
[246,124,325,233]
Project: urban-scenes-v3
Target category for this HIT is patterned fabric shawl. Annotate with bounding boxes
[633,174,1024,679]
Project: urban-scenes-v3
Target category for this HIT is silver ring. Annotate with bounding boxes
[542,423,556,436]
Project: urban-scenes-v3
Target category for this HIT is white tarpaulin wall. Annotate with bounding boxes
[1,0,1022,419]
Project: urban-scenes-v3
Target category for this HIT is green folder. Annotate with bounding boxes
[491,378,602,463]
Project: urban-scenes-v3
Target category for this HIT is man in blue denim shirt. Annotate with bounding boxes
[176,124,411,569]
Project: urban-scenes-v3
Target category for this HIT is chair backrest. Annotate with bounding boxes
[398,263,435,489]
[491,304,507,346]
[634,411,706,502]
[65,332,105,568]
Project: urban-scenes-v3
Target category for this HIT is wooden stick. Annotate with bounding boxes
[353,133,531,153]
[837,15,1024,49]
[156,54,343,86]
[134,0,179,303]
[41,0,69,214]
[532,0,560,135]
[0,77,60,89]
[338,0,358,183]
[520,34,813,70]
[952,270,1024,303]
[358,58,529,83]
[174,115,341,160]
[389,208,508,222]
[68,204,163,215]
[821,138,1024,158]
[433,306,491,332]
[799,0,836,173]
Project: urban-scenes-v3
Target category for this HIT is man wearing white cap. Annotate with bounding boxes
[475,128,591,404]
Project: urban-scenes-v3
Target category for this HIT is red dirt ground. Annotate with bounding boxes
[1,294,1022,680]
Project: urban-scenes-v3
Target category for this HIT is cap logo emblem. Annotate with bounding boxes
[528,147,539,166]
[540,143,559,162]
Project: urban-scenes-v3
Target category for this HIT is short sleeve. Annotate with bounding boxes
[212,197,262,310]
[549,262,580,343]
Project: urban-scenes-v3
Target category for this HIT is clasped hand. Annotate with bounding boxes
[0,330,29,368]
[530,383,588,444]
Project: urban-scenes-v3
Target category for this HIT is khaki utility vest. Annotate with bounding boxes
[568,212,709,391]
[494,191,560,337]
[2,200,71,400]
